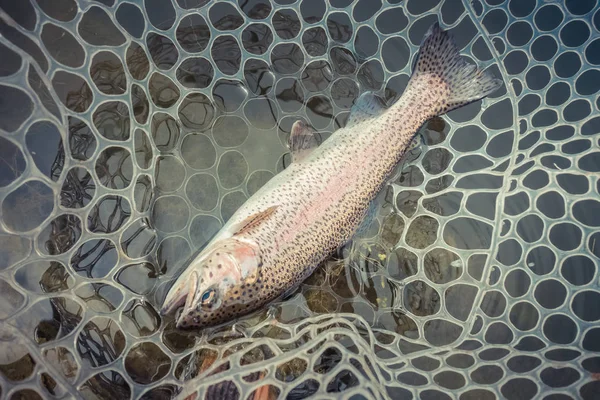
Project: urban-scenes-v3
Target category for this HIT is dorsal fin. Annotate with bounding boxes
[289,121,320,163]
[346,92,388,128]
[232,206,279,235]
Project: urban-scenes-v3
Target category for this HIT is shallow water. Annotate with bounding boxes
[0,0,599,399]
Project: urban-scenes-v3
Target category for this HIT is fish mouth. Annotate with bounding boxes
[173,272,199,328]
[160,271,197,316]
[175,317,187,330]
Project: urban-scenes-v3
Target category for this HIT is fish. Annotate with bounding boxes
[160,22,502,329]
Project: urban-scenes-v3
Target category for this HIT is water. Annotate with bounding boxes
[0,0,599,399]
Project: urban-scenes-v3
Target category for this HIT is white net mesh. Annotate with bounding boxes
[0,0,599,399]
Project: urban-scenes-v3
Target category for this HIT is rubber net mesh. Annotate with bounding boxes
[0,0,599,399]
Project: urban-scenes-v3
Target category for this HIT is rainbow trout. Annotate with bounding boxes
[161,23,502,328]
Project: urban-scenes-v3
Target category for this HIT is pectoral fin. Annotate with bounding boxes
[232,206,279,235]
[289,120,320,163]
[346,92,388,128]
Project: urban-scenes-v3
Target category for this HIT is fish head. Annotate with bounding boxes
[165,237,263,329]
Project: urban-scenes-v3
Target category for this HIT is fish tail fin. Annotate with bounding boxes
[410,22,503,115]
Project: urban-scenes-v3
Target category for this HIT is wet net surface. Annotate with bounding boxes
[0,0,599,399]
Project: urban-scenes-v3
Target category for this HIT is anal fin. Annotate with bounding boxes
[289,120,320,163]
[355,197,380,238]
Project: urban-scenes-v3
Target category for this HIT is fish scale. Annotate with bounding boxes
[162,22,502,329]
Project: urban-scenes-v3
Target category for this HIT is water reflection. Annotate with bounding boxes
[1,0,599,399]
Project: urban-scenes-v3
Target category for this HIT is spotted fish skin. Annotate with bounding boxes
[162,23,502,329]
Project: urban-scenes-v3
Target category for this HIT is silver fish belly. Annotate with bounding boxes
[161,22,502,329]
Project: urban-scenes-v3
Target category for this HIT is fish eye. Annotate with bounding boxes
[200,289,216,305]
